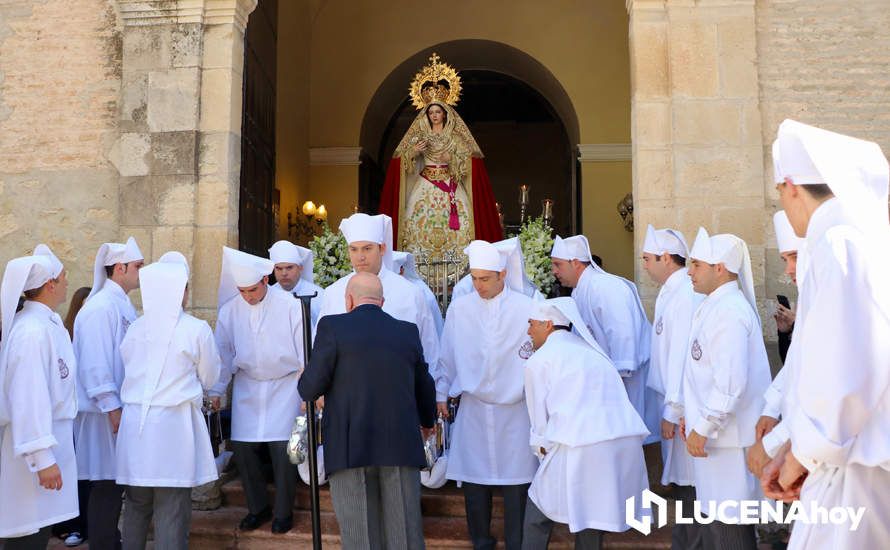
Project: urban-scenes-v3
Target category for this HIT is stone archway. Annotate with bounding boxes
[359,40,581,234]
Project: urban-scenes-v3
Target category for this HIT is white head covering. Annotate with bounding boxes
[217,247,274,307]
[1,251,62,342]
[464,239,507,272]
[773,211,804,254]
[550,235,606,274]
[776,119,890,229]
[392,251,421,281]
[771,139,784,184]
[338,213,394,271]
[642,224,689,258]
[88,237,144,299]
[298,445,328,486]
[530,297,609,360]
[33,244,64,281]
[689,227,758,318]
[420,453,448,488]
[135,261,188,433]
[158,251,190,277]
[493,237,537,295]
[268,240,314,283]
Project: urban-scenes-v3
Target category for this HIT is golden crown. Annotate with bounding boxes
[409,53,462,110]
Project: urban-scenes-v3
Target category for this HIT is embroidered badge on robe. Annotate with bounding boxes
[58,358,70,379]
[518,340,534,359]
[655,317,664,335]
[691,339,702,361]
[122,317,131,332]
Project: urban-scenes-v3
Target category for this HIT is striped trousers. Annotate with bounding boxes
[329,465,425,550]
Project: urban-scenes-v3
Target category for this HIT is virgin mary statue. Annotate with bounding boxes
[379,54,503,259]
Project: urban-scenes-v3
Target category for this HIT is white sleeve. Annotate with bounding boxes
[435,309,457,402]
[75,307,122,411]
[209,314,234,397]
[663,296,696,422]
[692,315,750,440]
[761,367,786,420]
[196,323,222,391]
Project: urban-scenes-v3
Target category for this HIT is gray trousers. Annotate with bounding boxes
[328,466,425,550]
[2,526,51,550]
[672,485,704,549]
[88,479,123,549]
[701,520,757,550]
[121,486,191,550]
[520,499,602,550]
[231,440,296,520]
[463,482,529,550]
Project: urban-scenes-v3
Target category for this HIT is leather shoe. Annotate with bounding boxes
[271,516,293,534]
[239,508,272,531]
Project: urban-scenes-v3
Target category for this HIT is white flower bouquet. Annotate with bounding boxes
[310,225,352,288]
[518,216,556,296]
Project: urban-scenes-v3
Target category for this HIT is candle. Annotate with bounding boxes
[302,200,317,216]
[541,199,553,219]
[316,204,328,221]
[519,185,529,205]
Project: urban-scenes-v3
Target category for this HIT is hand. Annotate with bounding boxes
[775,304,796,333]
[412,140,428,154]
[686,430,708,457]
[661,419,676,440]
[37,464,63,490]
[210,396,221,412]
[778,449,808,494]
[436,402,449,420]
[746,439,771,477]
[107,408,122,434]
[761,442,800,502]
[678,417,687,442]
[300,397,324,414]
[420,426,435,440]
[755,415,779,440]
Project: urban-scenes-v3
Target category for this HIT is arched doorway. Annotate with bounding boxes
[360,41,580,238]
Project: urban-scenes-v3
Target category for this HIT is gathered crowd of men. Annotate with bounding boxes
[0,118,887,550]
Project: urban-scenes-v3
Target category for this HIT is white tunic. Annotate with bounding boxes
[437,288,539,485]
[783,199,890,549]
[0,301,79,537]
[72,279,136,480]
[272,278,324,329]
[409,277,444,336]
[647,268,702,485]
[210,286,305,442]
[525,329,649,532]
[682,281,771,503]
[317,267,439,370]
[571,266,660,443]
[116,313,221,487]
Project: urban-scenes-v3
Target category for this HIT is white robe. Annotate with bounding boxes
[116,313,221,487]
[525,330,649,532]
[272,278,324,329]
[783,199,890,549]
[317,267,439,370]
[437,288,539,485]
[682,281,771,503]
[0,301,79,537]
[210,286,305,442]
[72,279,136,480]
[571,266,660,443]
[409,277,444,336]
[646,268,702,485]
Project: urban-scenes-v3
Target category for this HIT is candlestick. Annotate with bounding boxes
[541,199,553,226]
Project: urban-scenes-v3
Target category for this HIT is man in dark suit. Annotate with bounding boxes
[298,272,436,549]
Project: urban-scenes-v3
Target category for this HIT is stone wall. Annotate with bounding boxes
[0,0,122,301]
[756,0,890,318]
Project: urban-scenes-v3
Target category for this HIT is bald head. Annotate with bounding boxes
[345,271,384,311]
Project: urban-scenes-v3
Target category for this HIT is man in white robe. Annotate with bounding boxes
[550,235,659,443]
[450,237,544,302]
[208,247,305,534]
[640,224,703,549]
[268,240,325,327]
[437,240,539,550]
[0,245,78,547]
[71,237,143,548]
[392,250,444,335]
[316,213,438,368]
[760,119,890,549]
[522,298,649,550]
[116,259,221,550]
[682,228,771,549]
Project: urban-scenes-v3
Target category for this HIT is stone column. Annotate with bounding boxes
[628,0,765,316]
[115,0,256,319]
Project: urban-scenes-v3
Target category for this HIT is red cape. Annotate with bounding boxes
[379,157,503,245]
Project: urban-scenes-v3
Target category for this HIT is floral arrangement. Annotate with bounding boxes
[310,225,352,288]
[518,216,556,296]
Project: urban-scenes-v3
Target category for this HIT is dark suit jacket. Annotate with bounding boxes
[297,304,436,475]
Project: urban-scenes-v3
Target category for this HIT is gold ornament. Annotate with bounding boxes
[409,53,462,110]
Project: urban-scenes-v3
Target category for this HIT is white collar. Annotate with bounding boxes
[705,280,739,303]
[663,267,689,292]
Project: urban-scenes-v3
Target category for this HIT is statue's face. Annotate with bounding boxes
[427,104,445,126]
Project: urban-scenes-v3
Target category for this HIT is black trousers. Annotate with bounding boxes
[87,479,123,549]
[3,526,52,550]
[702,520,758,550]
[463,482,530,550]
[52,479,92,539]
[672,485,704,549]
[232,440,297,520]
[521,499,603,550]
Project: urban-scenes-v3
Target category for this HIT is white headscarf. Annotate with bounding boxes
[218,247,274,307]
[392,251,421,281]
[88,237,144,299]
[268,240,314,283]
[689,227,758,319]
[642,224,689,258]
[464,240,506,272]
[530,297,609,360]
[550,235,604,273]
[1,251,63,343]
[773,211,804,254]
[776,119,890,229]
[135,261,188,433]
[493,237,537,295]
[158,251,190,277]
[339,213,394,271]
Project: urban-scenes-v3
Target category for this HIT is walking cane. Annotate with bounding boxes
[296,292,323,549]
